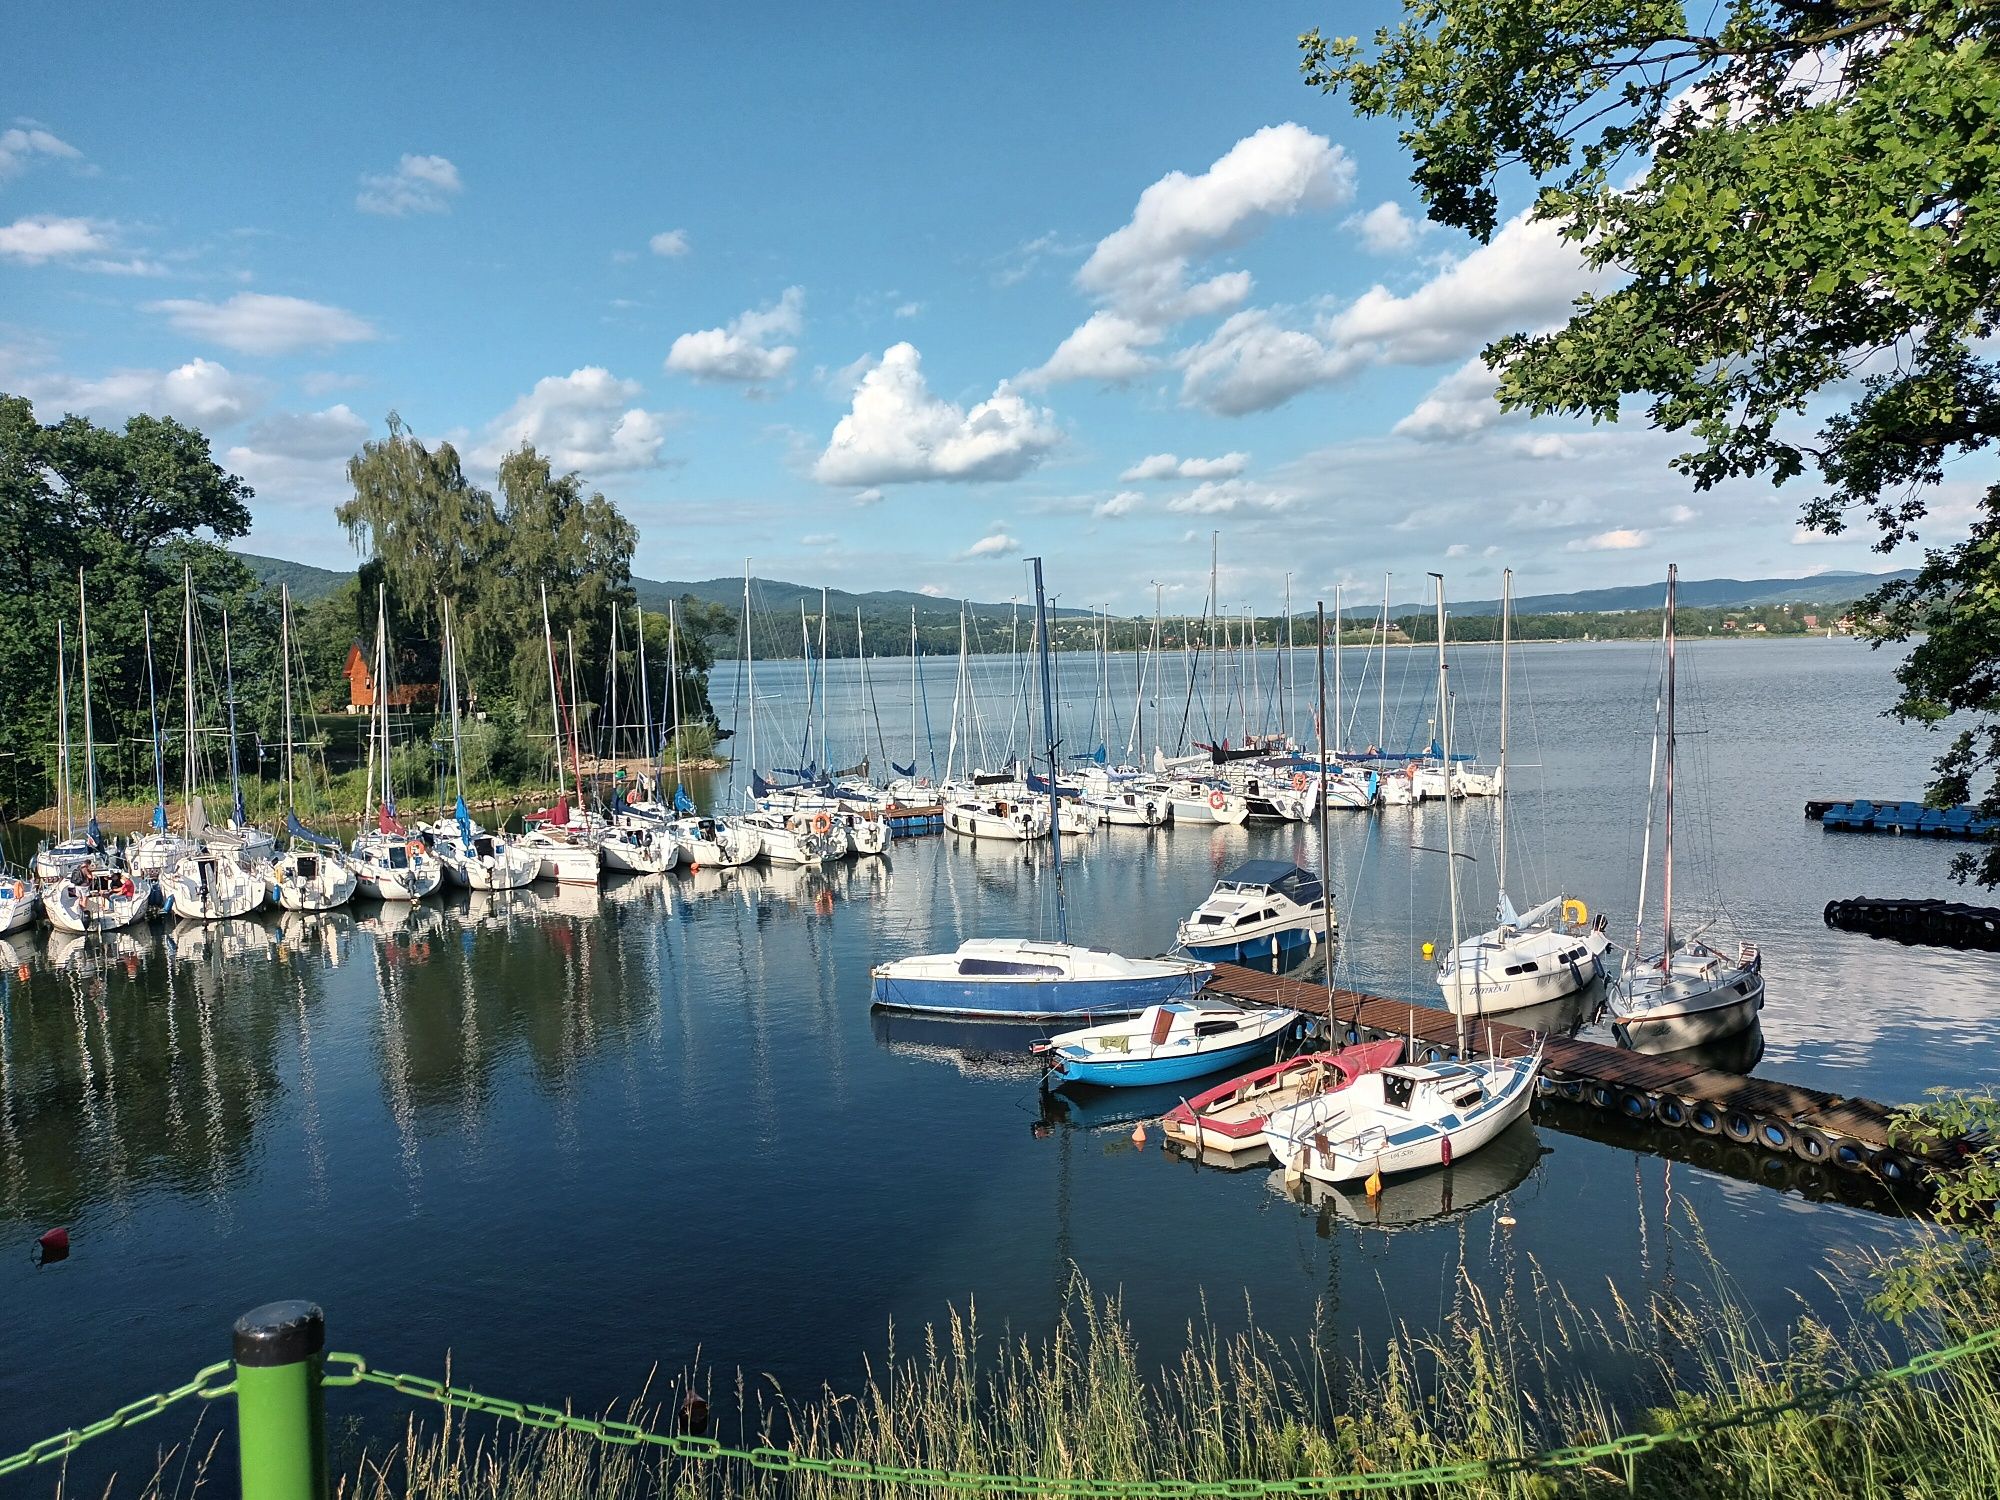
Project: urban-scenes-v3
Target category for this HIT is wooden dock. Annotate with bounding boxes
[1203,962,1934,1188]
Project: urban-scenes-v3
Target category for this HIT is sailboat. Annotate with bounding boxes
[424,599,540,890]
[43,575,156,932]
[32,617,99,884]
[1437,570,1609,1015]
[871,556,1213,1020]
[270,585,359,912]
[1607,565,1765,1053]
[593,605,678,875]
[1264,575,1545,1187]
[127,611,196,881]
[349,584,444,901]
[644,599,759,868]
[517,586,604,885]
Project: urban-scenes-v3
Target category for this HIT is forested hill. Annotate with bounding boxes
[236,552,1912,624]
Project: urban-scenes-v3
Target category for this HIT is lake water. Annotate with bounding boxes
[4,636,1993,1488]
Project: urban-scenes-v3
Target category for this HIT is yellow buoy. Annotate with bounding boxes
[1420,940,1435,961]
[1365,1163,1383,1198]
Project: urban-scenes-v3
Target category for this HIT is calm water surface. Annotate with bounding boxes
[4,637,1993,1484]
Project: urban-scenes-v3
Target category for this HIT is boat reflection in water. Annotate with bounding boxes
[45,928,149,977]
[1266,1116,1545,1230]
[868,1010,1049,1080]
[1638,1019,1766,1077]
[276,910,355,970]
[163,918,275,967]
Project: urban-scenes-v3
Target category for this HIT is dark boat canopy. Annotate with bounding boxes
[1216,860,1325,904]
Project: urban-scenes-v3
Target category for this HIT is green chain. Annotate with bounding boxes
[0,1361,236,1478]
[10,1326,1998,1496]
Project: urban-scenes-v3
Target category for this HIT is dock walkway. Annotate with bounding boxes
[1203,962,1928,1184]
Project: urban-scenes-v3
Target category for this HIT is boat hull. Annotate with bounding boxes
[1614,973,1765,1053]
[1276,1057,1540,1185]
[870,968,1207,1021]
[1183,923,1321,963]
[1050,1031,1286,1088]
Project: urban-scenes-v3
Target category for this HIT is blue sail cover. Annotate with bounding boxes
[152,803,167,831]
[751,771,773,798]
[455,795,474,844]
[286,811,343,853]
[1025,770,1082,799]
[1092,744,1107,765]
[674,785,696,814]
[86,816,103,847]
[891,760,915,778]
[234,789,247,826]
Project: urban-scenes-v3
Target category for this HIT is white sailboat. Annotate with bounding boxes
[425,599,539,890]
[127,610,196,881]
[270,585,358,912]
[350,585,444,901]
[1608,565,1765,1053]
[1437,570,1608,1015]
[517,585,603,886]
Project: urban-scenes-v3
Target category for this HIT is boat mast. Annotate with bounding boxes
[77,569,99,835]
[1497,568,1512,904]
[281,585,295,811]
[1208,532,1218,734]
[1031,555,1067,946]
[1284,574,1294,743]
[742,561,756,804]
[607,606,620,765]
[1333,583,1344,758]
[799,600,813,777]
[443,596,466,809]
[144,610,167,832]
[1378,572,1390,751]
[908,607,919,779]
[635,603,651,805]
[54,620,71,840]
[540,582,562,802]
[375,584,393,823]
[1661,563,1679,972]
[184,566,197,815]
[1432,573,1465,1055]
[565,629,586,806]
[820,586,830,777]
[1316,601,1335,958]
[667,600,684,801]
[222,609,244,825]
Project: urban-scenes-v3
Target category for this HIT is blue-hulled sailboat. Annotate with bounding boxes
[869,556,1211,1020]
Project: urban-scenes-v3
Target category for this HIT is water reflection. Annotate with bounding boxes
[1265,1119,1546,1231]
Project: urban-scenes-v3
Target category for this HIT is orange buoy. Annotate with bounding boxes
[1131,1122,1146,1146]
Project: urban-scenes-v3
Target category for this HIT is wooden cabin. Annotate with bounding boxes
[344,642,440,711]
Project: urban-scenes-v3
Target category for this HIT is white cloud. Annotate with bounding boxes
[0,126,83,180]
[665,286,804,382]
[918,583,948,597]
[0,215,110,263]
[15,357,264,427]
[1394,358,1500,440]
[474,367,670,473]
[1446,542,1472,558]
[1095,491,1142,518]
[814,342,1060,486]
[356,153,462,216]
[1330,208,1605,365]
[852,487,884,505]
[1120,451,1248,481]
[1510,433,1578,460]
[1791,525,1842,545]
[1025,311,1163,387]
[1166,477,1296,514]
[1566,528,1650,552]
[1348,201,1423,254]
[1664,503,1698,524]
[801,532,838,547]
[649,228,691,258]
[963,530,1020,558]
[148,292,379,355]
[1079,123,1354,317]
[242,404,369,461]
[893,301,922,319]
[1177,309,1363,416]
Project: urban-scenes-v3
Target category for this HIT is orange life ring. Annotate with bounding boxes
[1208,789,1227,811]
[1291,773,1309,793]
[405,837,423,857]
[812,811,832,835]
[1404,763,1417,780]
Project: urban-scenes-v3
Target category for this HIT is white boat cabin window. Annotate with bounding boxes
[958,957,1063,979]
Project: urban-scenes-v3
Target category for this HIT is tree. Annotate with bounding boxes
[1304,1,2000,878]
[0,394,258,811]
[337,414,500,647]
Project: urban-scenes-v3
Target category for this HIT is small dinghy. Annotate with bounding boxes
[1034,996,1297,1089]
[1160,1037,1404,1154]
[1264,1049,1543,1186]
[1176,860,1334,961]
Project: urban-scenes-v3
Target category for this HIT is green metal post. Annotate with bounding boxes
[233,1300,329,1500]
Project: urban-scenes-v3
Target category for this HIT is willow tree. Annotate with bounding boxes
[337,413,500,646]
[1305,1,2000,879]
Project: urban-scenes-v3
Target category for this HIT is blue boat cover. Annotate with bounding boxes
[1218,860,1325,904]
[286,811,343,853]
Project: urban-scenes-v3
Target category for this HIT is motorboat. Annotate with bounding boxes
[1176,860,1334,961]
[871,938,1212,1020]
[1033,997,1297,1089]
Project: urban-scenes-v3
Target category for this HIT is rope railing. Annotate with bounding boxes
[4,1302,1997,1497]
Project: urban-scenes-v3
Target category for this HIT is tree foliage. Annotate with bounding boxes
[1305,0,2000,877]
[0,394,263,812]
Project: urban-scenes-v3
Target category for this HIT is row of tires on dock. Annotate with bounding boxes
[1823,896,2000,951]
[1531,1071,1924,1184]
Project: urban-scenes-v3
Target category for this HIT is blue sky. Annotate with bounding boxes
[4,2,1978,612]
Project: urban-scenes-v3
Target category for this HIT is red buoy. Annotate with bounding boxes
[36,1227,69,1264]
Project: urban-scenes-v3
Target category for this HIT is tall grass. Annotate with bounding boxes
[234,1234,1997,1500]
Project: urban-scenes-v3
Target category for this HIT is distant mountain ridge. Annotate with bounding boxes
[233,553,1914,622]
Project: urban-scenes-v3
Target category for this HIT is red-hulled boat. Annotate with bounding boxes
[1160,1038,1405,1154]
